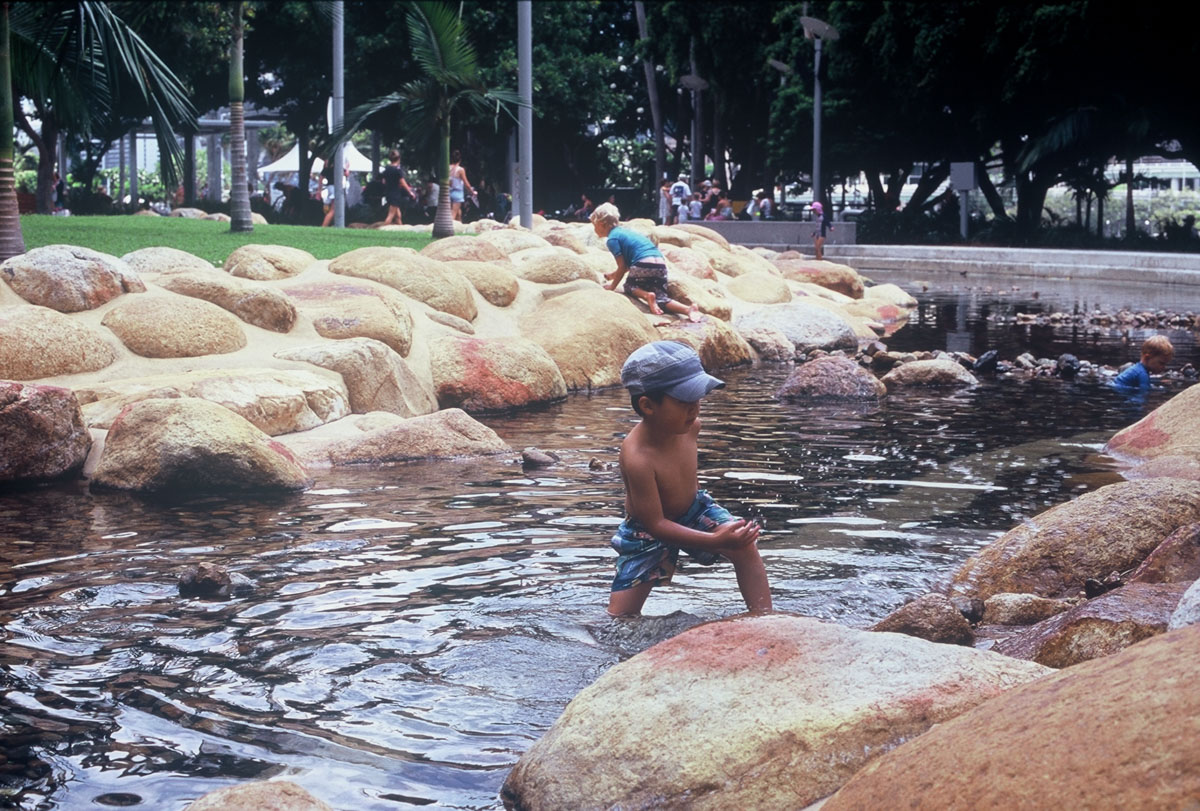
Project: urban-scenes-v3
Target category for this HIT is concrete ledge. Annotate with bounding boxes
[691,220,856,250]
[826,245,1200,286]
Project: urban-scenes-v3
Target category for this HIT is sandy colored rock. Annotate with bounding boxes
[652,225,695,248]
[223,244,315,280]
[276,338,437,417]
[949,478,1200,600]
[0,382,91,483]
[726,272,793,304]
[539,227,590,254]
[429,335,567,413]
[882,357,978,388]
[742,326,795,362]
[121,246,215,275]
[982,592,1072,625]
[1105,383,1200,473]
[441,260,520,307]
[862,282,918,308]
[329,246,477,321]
[666,274,733,321]
[420,234,509,263]
[477,228,552,255]
[101,294,247,358]
[674,222,731,249]
[1,244,144,312]
[91,398,310,493]
[775,258,865,298]
[185,780,332,811]
[520,289,658,390]
[776,355,885,400]
[276,408,510,467]
[0,305,118,379]
[824,624,1200,811]
[510,251,603,285]
[78,368,350,436]
[169,207,207,219]
[283,278,415,356]
[1128,522,1200,583]
[502,614,1049,811]
[871,592,975,645]
[155,268,297,333]
[654,317,754,373]
[733,300,859,354]
[661,244,716,280]
[991,582,1188,667]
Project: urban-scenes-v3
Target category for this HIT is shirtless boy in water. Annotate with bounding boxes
[591,203,701,322]
[607,341,772,617]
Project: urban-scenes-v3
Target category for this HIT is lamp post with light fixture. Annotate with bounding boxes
[800,15,838,211]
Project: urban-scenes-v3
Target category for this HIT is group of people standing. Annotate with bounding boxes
[378,148,478,226]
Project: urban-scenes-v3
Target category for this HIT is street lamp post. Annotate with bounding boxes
[800,15,838,210]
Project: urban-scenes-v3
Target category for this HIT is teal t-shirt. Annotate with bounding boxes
[606,226,663,266]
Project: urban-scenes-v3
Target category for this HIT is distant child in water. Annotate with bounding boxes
[1111,334,1174,392]
[607,341,772,617]
[590,202,701,322]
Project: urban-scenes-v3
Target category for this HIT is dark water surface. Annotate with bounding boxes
[2,276,1198,809]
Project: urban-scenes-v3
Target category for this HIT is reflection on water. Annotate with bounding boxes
[1,280,1198,810]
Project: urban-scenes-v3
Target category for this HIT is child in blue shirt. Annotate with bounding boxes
[1112,335,1174,391]
[590,203,701,322]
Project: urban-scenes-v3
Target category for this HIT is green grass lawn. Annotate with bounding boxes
[19,214,433,265]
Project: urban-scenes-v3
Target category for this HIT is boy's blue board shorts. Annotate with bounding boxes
[610,490,733,592]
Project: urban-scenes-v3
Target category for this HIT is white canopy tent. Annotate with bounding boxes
[258,141,376,175]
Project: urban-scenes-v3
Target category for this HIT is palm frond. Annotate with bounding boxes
[408,1,478,87]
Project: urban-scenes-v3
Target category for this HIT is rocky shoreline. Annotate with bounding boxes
[2,216,1199,810]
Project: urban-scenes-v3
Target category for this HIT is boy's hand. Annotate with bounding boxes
[712,518,760,549]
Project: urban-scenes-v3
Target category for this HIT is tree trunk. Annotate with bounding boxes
[432,123,455,239]
[0,2,26,261]
[712,88,725,189]
[1124,156,1135,240]
[228,1,252,232]
[975,159,1009,220]
[17,101,58,215]
[634,1,664,190]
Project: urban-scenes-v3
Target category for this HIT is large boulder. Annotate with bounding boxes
[982,592,1072,626]
[185,780,332,811]
[429,335,567,413]
[776,355,886,400]
[420,234,509,263]
[870,592,975,645]
[77,369,350,436]
[661,245,716,280]
[155,269,297,333]
[477,228,552,255]
[275,338,436,417]
[774,258,864,298]
[949,478,1200,600]
[283,279,414,357]
[842,284,917,324]
[881,357,978,388]
[733,300,859,354]
[725,272,792,304]
[1105,383,1200,476]
[1,245,144,312]
[666,274,733,321]
[101,294,247,358]
[501,614,1049,811]
[991,582,1188,667]
[276,409,510,467]
[691,239,766,278]
[441,260,520,307]
[510,251,603,285]
[1128,522,1200,584]
[0,305,118,379]
[520,289,658,390]
[823,624,1200,811]
[329,246,477,321]
[654,316,754,372]
[223,244,315,280]
[91,398,310,493]
[1169,579,1200,630]
[0,382,91,483]
[121,246,215,275]
[674,222,731,249]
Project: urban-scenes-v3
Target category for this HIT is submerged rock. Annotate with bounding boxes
[776,355,885,401]
[185,780,331,810]
[871,593,975,645]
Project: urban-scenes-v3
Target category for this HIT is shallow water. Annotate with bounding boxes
[1,278,1198,810]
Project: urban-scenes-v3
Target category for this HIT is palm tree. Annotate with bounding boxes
[329,1,519,239]
[228,0,252,233]
[2,1,195,259]
[0,3,26,261]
